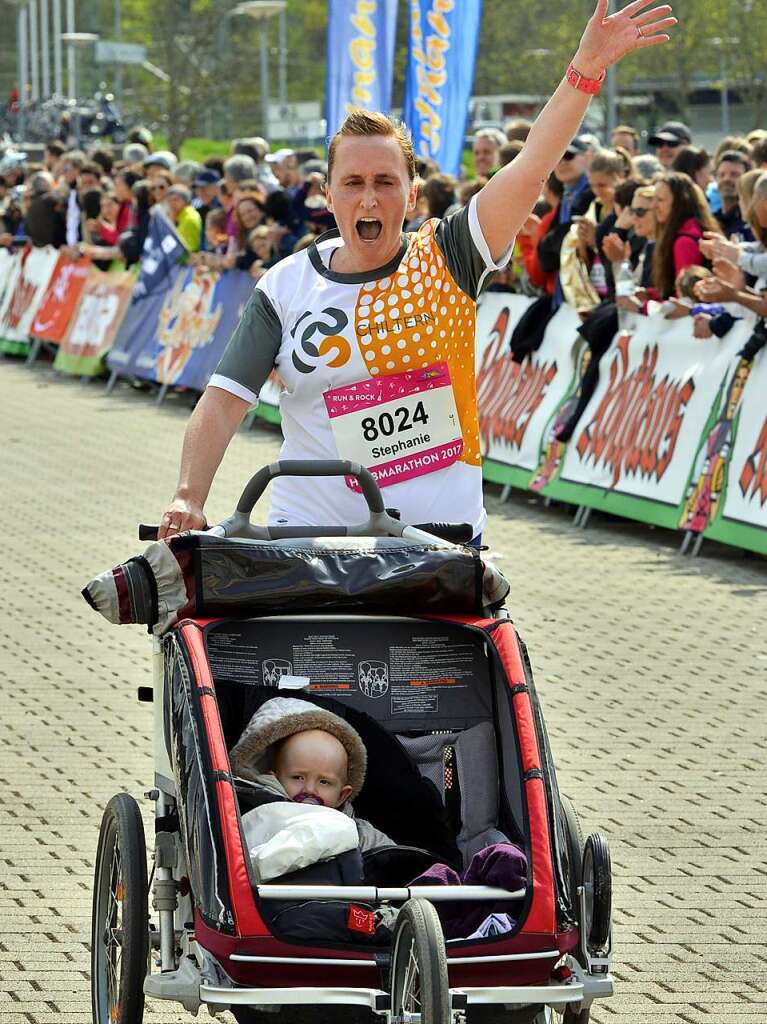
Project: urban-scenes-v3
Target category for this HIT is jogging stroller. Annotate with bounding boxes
[83,460,614,1023]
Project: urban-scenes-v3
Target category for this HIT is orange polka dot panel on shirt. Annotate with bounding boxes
[353,219,481,467]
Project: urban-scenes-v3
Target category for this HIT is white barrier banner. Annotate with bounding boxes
[560,311,751,505]
[720,344,767,530]
[0,246,60,342]
[0,248,19,311]
[476,296,583,472]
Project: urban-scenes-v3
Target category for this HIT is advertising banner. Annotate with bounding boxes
[402,0,483,176]
[54,269,135,376]
[105,278,173,379]
[0,248,19,312]
[476,296,584,489]
[128,266,254,391]
[546,313,751,528]
[702,342,767,554]
[325,0,399,135]
[31,255,91,343]
[0,245,59,354]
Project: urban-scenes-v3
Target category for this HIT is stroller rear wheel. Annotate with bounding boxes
[391,898,450,1024]
[91,793,149,1024]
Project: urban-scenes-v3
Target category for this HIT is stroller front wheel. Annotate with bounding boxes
[91,793,149,1024]
[390,898,450,1024]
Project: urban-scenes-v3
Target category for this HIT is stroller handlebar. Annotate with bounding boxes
[237,460,385,516]
[138,520,474,545]
[141,461,474,546]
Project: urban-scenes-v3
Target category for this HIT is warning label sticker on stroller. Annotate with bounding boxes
[204,620,492,731]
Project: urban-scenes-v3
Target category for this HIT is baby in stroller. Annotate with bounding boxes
[229,696,528,943]
[229,697,395,882]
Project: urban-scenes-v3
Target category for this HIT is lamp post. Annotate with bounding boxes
[61,31,99,102]
[18,5,29,140]
[229,1,286,137]
[29,0,40,102]
[52,0,62,95]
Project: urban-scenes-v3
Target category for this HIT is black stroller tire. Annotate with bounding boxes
[561,795,584,908]
[91,793,149,1024]
[391,898,450,1024]
[583,832,612,952]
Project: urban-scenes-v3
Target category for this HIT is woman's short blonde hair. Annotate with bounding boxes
[327,109,416,183]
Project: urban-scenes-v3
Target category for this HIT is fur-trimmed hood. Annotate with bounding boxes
[229,697,367,800]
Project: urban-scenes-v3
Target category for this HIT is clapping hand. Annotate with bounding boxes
[603,233,630,263]
[712,257,745,290]
[574,0,677,78]
[694,276,733,304]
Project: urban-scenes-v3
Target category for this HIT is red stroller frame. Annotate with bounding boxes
[88,460,613,1024]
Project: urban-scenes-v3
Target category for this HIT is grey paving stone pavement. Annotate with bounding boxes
[1,358,766,1023]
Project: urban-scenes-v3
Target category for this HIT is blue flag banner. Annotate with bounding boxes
[325,0,399,135]
[106,272,176,378]
[129,266,255,391]
[402,0,483,176]
[132,210,186,302]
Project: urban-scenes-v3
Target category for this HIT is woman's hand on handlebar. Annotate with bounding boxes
[158,496,206,539]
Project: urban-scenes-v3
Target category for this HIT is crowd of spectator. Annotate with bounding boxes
[0,128,336,282]
[1,116,767,362]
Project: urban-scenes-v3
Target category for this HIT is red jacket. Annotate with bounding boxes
[518,205,558,296]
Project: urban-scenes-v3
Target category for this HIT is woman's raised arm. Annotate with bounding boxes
[476,0,677,261]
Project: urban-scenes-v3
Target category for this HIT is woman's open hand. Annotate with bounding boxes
[574,0,677,78]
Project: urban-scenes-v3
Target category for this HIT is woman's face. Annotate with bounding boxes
[653,182,673,225]
[325,134,416,271]
[150,177,168,203]
[101,195,119,221]
[694,162,712,190]
[251,234,271,259]
[631,196,656,239]
[588,171,620,209]
[238,200,263,230]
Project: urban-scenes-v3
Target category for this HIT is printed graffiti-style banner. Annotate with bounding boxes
[705,341,767,553]
[54,268,135,377]
[547,313,752,527]
[106,268,178,378]
[402,0,483,177]
[325,0,399,135]
[128,266,254,391]
[477,297,583,482]
[0,248,19,313]
[0,245,59,353]
[31,255,91,343]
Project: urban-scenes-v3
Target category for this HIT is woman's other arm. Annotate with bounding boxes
[476,0,676,261]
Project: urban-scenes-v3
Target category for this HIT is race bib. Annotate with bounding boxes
[323,362,464,491]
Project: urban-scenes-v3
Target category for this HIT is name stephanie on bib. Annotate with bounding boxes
[371,433,431,459]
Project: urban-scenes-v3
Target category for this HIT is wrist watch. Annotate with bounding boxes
[566,63,606,95]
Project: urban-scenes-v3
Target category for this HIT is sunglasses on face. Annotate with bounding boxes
[562,152,577,161]
[630,206,650,217]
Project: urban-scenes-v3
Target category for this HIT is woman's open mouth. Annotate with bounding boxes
[356,217,383,241]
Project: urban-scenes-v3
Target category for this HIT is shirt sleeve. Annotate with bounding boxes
[672,234,702,277]
[433,195,514,300]
[208,284,283,405]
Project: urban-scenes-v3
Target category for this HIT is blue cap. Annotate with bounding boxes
[194,169,221,187]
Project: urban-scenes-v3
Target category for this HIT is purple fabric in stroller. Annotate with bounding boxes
[410,842,528,939]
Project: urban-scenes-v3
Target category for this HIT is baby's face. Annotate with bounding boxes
[272,730,353,808]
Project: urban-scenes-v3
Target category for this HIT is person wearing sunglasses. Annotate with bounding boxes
[536,136,596,309]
